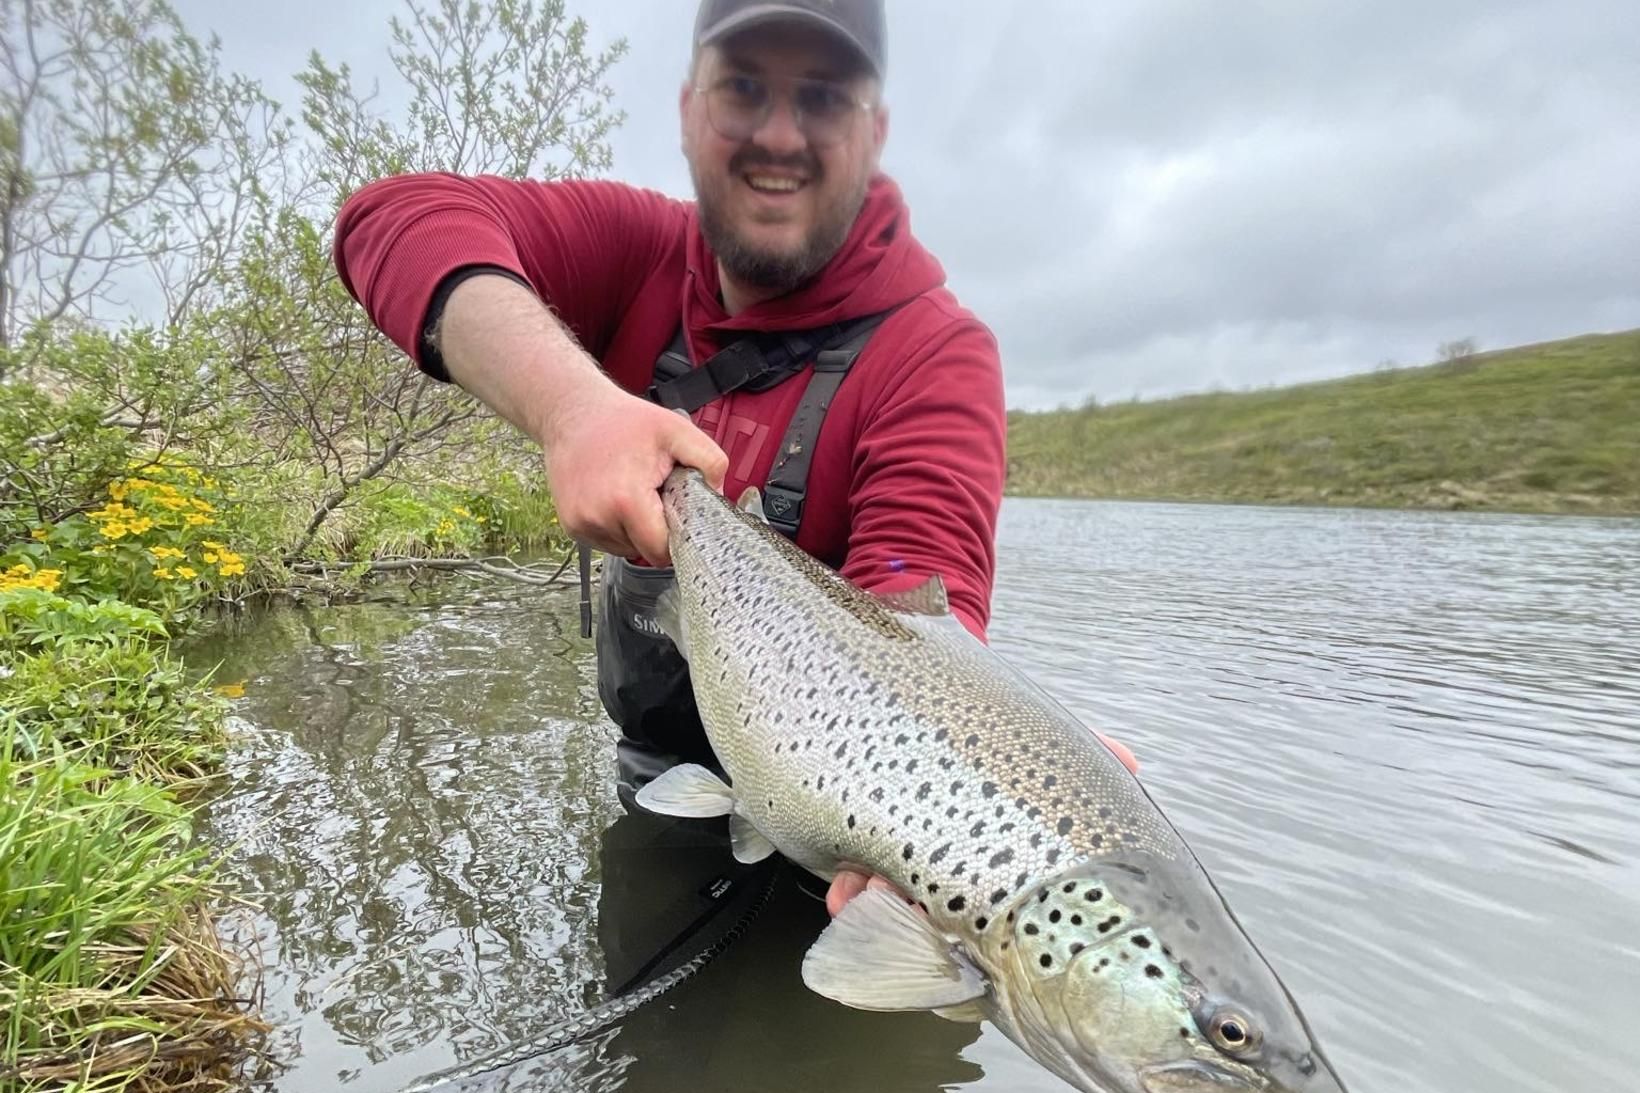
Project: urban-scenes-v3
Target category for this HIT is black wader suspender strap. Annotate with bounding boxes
[759,316,887,537]
[646,310,895,540]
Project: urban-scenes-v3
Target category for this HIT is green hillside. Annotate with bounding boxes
[1005,330,1640,514]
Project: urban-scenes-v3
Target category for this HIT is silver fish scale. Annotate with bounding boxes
[663,472,1178,944]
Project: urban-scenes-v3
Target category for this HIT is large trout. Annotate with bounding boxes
[636,468,1349,1093]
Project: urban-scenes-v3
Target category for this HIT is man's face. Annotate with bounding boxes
[681,23,888,295]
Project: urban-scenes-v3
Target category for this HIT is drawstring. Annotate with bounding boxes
[579,542,593,638]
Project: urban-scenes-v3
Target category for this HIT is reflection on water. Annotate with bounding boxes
[194,502,1640,1093]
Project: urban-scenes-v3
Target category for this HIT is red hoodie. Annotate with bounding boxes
[333,173,1006,635]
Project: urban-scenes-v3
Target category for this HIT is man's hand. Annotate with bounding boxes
[542,383,727,565]
[826,732,1140,917]
[436,274,727,564]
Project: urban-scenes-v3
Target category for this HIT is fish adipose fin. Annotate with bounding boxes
[730,811,777,863]
[875,574,950,617]
[634,763,734,818]
[736,487,770,524]
[801,888,987,1011]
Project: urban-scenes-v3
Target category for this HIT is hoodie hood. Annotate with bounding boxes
[683,174,947,353]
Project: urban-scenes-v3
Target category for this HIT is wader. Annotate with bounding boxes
[596,312,893,805]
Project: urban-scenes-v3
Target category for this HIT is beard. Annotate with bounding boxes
[691,147,871,296]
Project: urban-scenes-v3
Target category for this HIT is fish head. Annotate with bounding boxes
[978,858,1348,1093]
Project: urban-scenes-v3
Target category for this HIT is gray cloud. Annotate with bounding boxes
[174,0,1640,407]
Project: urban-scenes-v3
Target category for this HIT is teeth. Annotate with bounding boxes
[747,175,802,193]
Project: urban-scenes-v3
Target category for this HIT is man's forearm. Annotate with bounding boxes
[433,273,618,449]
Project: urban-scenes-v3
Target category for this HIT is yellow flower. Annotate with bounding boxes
[203,551,218,564]
[189,497,215,513]
[126,516,154,535]
[176,565,198,579]
[213,681,247,699]
[153,567,174,580]
[156,495,189,511]
[5,565,29,577]
[185,513,213,527]
[453,505,473,518]
[33,569,62,592]
[149,546,185,560]
[30,527,49,541]
[218,561,246,577]
[108,481,128,501]
[100,521,130,540]
[202,540,227,551]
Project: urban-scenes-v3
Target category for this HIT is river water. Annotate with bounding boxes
[195,499,1640,1093]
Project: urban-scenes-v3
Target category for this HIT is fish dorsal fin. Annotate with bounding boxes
[736,487,770,525]
[730,812,777,864]
[801,889,987,1011]
[634,763,735,819]
[876,574,950,617]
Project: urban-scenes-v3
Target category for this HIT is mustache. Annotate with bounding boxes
[729,147,821,178]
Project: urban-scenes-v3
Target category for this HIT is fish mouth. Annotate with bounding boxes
[1139,1061,1260,1091]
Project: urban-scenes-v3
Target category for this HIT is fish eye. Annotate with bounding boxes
[1205,1008,1263,1056]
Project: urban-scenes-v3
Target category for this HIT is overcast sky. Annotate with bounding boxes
[173,0,1640,409]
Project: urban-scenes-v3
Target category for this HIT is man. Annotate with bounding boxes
[335,0,1134,923]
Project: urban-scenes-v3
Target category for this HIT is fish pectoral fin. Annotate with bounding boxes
[875,574,951,617]
[735,487,770,525]
[634,763,735,818]
[933,1001,987,1023]
[800,888,987,1012]
[729,811,777,863]
[654,584,688,656]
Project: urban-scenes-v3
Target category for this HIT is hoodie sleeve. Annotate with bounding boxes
[332,173,683,373]
[839,318,1008,640]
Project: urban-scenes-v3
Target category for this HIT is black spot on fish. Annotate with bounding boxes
[1099,806,1112,819]
[888,804,899,816]
[1040,954,1053,968]
[1043,775,1058,789]
[903,843,915,861]
[1030,833,1043,848]
[888,759,899,770]
[911,873,921,886]
[953,863,967,878]
[895,733,909,745]
[990,888,1009,906]
[1002,941,1010,950]
[970,821,986,837]
[929,843,951,864]
[1046,849,1061,865]
[928,883,940,894]
[1090,834,1104,849]
[834,742,847,758]
[947,896,967,912]
[1187,918,1201,932]
[918,901,928,913]
[1015,872,1028,889]
[1027,807,1042,820]
[1057,817,1074,836]
[917,782,932,801]
[1085,889,1103,903]
[816,775,825,791]
[946,806,959,818]
[999,822,1016,834]
[1070,942,1085,955]
[950,781,963,795]
[1097,915,1122,933]
[1024,923,1040,935]
[975,916,989,930]
[965,734,979,747]
[774,743,784,754]
[905,759,918,773]
[934,728,948,742]
[847,814,856,828]
[1007,910,1016,923]
[1146,964,1164,979]
[1049,909,1062,924]
[1071,914,1083,926]
[988,849,1014,868]
[1063,883,1076,893]
[1133,935,1152,949]
[1038,889,1050,903]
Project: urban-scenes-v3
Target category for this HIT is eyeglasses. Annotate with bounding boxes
[695,74,875,148]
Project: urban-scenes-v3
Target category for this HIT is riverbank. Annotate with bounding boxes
[0,452,567,1091]
[1005,329,1640,515]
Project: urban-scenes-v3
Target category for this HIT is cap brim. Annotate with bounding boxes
[697,5,880,76]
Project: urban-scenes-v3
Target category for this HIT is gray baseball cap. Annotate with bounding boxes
[694,0,886,77]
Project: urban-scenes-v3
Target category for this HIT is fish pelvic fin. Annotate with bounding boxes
[801,888,987,1012]
[633,763,734,818]
[730,811,777,864]
[875,574,950,617]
